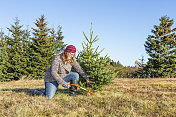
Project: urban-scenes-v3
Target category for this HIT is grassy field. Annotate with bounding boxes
[0,78,176,117]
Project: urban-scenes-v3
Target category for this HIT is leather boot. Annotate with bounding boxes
[69,80,78,97]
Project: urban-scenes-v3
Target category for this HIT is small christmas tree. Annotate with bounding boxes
[76,23,116,91]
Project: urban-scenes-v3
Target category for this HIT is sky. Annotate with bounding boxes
[0,0,176,66]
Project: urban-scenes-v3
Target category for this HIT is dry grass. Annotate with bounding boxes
[0,78,176,117]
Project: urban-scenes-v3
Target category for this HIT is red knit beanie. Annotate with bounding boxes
[65,45,76,53]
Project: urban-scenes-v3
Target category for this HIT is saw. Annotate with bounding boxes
[70,84,95,95]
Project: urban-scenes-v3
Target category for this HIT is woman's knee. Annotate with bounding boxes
[70,72,79,81]
[45,81,58,99]
[46,94,55,99]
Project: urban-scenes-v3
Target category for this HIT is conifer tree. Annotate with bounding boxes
[22,26,32,78]
[0,35,9,81]
[50,25,66,55]
[110,60,123,67]
[29,15,65,79]
[6,18,29,80]
[144,16,176,78]
[135,56,147,78]
[29,15,52,79]
[76,23,116,91]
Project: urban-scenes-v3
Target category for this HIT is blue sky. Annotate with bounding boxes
[1,0,176,66]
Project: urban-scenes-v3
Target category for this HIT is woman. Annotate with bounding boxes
[31,45,90,98]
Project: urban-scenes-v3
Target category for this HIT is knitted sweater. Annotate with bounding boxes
[44,54,89,87]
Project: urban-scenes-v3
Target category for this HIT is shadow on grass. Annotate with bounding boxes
[0,88,70,96]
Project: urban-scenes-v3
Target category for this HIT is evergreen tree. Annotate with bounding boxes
[110,60,123,67]
[29,15,65,79]
[116,61,123,68]
[0,35,9,81]
[0,27,4,39]
[22,26,32,79]
[49,25,66,55]
[29,15,52,79]
[144,16,176,78]
[76,23,116,91]
[6,18,29,80]
[135,56,147,78]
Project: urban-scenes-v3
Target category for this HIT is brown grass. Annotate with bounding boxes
[0,78,176,117]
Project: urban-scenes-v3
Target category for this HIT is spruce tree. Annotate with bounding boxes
[29,15,65,79]
[145,16,176,78]
[22,26,32,78]
[76,23,116,91]
[6,18,29,80]
[49,25,66,55]
[110,60,123,67]
[135,56,147,78]
[29,15,52,79]
[0,34,9,81]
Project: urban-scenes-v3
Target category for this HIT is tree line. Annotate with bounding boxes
[0,15,66,81]
[0,15,176,84]
[0,16,116,91]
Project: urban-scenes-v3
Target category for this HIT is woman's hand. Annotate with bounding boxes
[86,80,93,88]
[67,83,71,88]
[86,80,90,83]
[62,83,70,88]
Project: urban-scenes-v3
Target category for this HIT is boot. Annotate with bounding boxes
[69,80,78,97]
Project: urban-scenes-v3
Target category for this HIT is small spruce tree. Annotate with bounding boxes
[76,23,116,91]
[135,56,147,78]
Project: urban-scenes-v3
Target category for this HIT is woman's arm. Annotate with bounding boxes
[71,60,89,81]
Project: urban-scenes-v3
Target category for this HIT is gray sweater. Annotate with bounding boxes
[44,54,89,87]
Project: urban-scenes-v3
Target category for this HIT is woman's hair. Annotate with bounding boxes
[62,50,75,63]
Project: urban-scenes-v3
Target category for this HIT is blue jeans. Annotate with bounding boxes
[45,72,79,99]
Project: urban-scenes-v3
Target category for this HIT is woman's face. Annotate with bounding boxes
[68,52,75,59]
